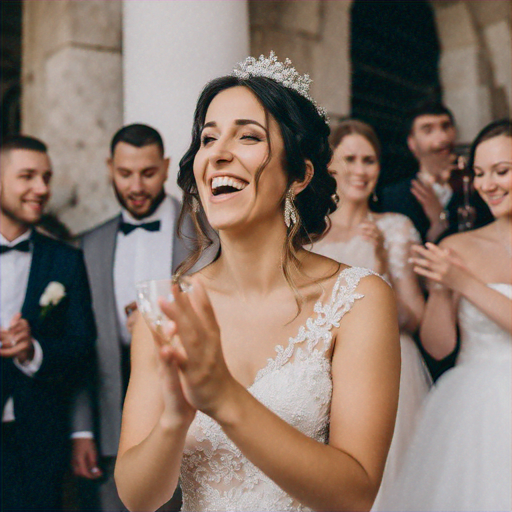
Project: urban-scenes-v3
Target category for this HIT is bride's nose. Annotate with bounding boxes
[209,138,234,167]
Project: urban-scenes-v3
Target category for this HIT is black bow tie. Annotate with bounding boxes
[0,240,31,254]
[119,220,161,235]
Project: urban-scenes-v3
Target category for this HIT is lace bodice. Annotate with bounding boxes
[180,267,374,511]
[457,284,512,366]
[314,213,420,282]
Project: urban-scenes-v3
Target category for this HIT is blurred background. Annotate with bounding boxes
[1,0,511,235]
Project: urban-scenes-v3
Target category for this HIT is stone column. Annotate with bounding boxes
[22,0,123,234]
[123,0,250,197]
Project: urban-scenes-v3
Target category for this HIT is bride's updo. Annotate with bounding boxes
[176,58,338,304]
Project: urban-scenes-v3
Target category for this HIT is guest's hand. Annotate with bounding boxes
[72,438,103,479]
[126,308,139,335]
[0,313,34,363]
[410,179,445,225]
[358,218,387,275]
[158,280,238,419]
[410,243,470,292]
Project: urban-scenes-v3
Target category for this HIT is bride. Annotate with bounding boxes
[313,119,431,510]
[388,118,512,511]
[114,53,400,512]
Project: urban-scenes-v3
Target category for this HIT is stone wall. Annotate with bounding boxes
[22,0,123,234]
[432,0,512,143]
[250,0,352,120]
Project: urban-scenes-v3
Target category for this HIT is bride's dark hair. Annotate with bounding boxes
[175,75,338,307]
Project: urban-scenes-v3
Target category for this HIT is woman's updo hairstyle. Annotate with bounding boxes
[176,74,337,289]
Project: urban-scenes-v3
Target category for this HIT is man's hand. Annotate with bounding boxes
[410,178,444,223]
[72,438,103,479]
[126,308,140,335]
[0,313,34,364]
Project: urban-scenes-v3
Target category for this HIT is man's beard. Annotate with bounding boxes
[113,185,166,220]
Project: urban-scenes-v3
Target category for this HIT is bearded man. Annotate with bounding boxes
[379,101,493,242]
[71,124,192,511]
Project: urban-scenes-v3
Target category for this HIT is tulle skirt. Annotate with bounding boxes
[379,357,512,512]
[372,333,432,511]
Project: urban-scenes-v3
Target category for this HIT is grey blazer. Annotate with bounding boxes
[73,196,193,456]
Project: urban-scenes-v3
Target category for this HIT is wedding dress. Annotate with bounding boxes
[179,266,376,511]
[383,284,512,512]
[314,212,432,510]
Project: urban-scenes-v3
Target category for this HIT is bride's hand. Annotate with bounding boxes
[156,335,197,427]
[159,280,237,418]
[410,242,471,292]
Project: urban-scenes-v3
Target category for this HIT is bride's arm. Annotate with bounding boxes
[114,316,195,512]
[163,275,400,512]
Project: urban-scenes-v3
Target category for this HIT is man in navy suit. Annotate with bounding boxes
[0,135,96,511]
[379,101,493,243]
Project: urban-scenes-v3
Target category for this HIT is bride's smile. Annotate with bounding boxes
[193,86,288,233]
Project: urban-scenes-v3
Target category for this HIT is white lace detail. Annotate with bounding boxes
[376,214,420,281]
[314,213,420,283]
[180,266,377,511]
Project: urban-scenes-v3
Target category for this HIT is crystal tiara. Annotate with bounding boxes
[232,51,328,122]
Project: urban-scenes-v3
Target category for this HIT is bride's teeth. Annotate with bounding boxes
[211,176,247,193]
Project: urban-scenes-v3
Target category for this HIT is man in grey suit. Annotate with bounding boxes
[71,124,192,511]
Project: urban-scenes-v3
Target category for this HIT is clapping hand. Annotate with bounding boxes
[0,313,34,363]
[410,179,444,225]
[155,280,236,421]
[410,243,470,292]
[358,218,388,275]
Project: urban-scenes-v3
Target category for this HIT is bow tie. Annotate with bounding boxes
[119,220,161,235]
[0,240,31,254]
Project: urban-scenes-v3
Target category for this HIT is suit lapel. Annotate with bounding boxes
[21,231,50,325]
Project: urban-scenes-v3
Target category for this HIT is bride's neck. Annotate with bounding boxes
[213,222,290,298]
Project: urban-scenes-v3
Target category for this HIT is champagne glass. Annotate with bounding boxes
[135,276,193,343]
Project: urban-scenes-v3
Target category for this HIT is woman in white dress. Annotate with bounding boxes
[313,120,431,509]
[114,54,400,512]
[389,119,512,511]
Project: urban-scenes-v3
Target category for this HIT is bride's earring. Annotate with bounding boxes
[192,197,201,213]
[284,188,298,228]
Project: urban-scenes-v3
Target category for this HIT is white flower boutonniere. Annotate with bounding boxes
[39,281,66,319]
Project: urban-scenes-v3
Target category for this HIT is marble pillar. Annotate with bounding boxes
[122,0,250,197]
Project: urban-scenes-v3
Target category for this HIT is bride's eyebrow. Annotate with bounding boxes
[235,119,267,131]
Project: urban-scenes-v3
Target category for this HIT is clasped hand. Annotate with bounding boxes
[152,280,236,423]
[410,242,470,291]
[0,313,34,363]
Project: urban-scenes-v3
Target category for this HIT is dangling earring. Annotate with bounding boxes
[372,190,378,203]
[192,197,201,213]
[331,192,340,205]
[284,188,298,228]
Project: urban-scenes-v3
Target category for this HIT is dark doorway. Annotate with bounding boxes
[350,0,442,188]
[1,0,22,137]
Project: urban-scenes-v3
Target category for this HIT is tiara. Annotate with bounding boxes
[232,51,328,122]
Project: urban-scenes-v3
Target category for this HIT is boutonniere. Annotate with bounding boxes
[39,281,66,319]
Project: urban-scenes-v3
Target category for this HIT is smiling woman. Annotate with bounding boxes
[114,53,401,512]
[386,119,512,511]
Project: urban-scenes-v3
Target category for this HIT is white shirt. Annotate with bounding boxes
[113,195,175,345]
[1,230,43,422]
[418,172,453,208]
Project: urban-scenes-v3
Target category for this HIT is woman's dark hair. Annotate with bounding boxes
[329,118,381,161]
[175,74,338,306]
[468,118,512,171]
